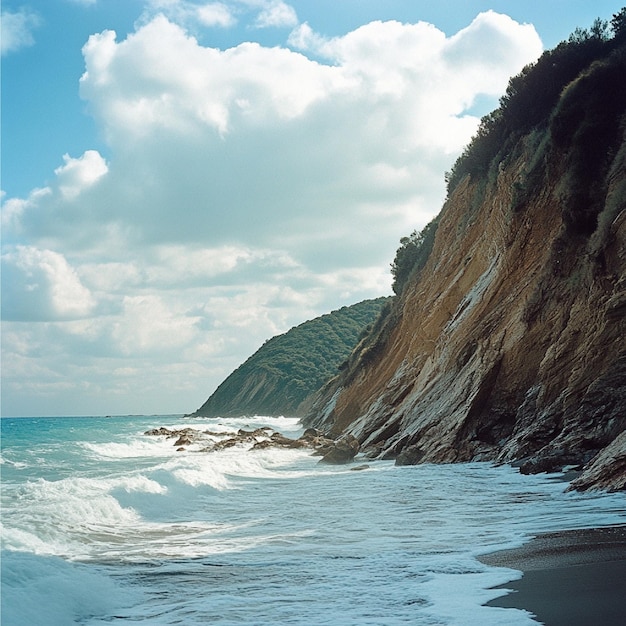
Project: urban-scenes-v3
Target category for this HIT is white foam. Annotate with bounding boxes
[3,416,626,625]
[2,476,142,558]
[116,474,168,494]
[0,454,28,469]
[421,566,536,626]
[177,415,304,437]
[1,472,238,561]
[81,437,174,459]
[155,441,319,490]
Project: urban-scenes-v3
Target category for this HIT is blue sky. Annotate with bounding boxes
[2,0,623,417]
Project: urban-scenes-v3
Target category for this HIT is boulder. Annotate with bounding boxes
[568,432,626,492]
[238,427,272,438]
[319,434,360,464]
[395,445,425,466]
[251,433,309,450]
[144,423,366,465]
[213,435,255,451]
[144,427,174,436]
[173,435,193,447]
[300,428,323,440]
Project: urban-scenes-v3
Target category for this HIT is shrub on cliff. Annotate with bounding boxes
[445,11,623,196]
[391,217,439,295]
[551,47,626,234]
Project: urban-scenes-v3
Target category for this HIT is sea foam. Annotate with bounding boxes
[2,415,625,626]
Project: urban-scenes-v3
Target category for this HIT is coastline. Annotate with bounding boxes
[479,525,626,625]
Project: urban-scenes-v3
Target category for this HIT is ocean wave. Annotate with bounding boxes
[81,437,175,459]
[1,550,138,626]
[3,415,625,625]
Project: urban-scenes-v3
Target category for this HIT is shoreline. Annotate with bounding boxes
[479,525,626,625]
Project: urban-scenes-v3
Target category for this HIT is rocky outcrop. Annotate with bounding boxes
[317,434,360,464]
[304,38,626,490]
[144,426,361,464]
[568,431,626,492]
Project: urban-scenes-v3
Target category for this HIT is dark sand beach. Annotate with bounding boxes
[480,525,626,625]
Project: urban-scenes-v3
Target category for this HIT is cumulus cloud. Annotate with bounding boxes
[1,7,42,56]
[1,11,544,415]
[55,150,109,200]
[1,247,96,321]
[67,11,540,257]
[1,151,109,247]
[111,295,200,355]
[1,187,52,236]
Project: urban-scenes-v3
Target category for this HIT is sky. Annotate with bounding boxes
[2,1,623,417]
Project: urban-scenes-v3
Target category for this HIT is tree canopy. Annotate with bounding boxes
[444,9,626,196]
[194,297,391,417]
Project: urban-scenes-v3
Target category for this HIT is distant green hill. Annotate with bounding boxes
[192,297,390,418]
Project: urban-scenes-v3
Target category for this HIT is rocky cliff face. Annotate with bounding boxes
[305,43,626,491]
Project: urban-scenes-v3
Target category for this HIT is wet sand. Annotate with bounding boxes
[479,525,626,625]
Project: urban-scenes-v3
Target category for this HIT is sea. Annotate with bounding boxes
[1,414,625,626]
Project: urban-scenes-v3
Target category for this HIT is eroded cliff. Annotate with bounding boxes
[306,38,626,490]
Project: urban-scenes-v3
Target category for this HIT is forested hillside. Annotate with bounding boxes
[192,297,390,417]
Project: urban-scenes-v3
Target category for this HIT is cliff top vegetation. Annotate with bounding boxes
[390,7,626,296]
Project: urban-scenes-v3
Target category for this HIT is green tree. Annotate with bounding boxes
[611,7,626,42]
[445,13,616,197]
[391,218,439,295]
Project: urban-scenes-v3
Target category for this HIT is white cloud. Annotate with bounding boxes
[1,187,52,234]
[55,150,109,200]
[63,12,540,262]
[146,244,300,285]
[111,295,200,355]
[286,22,326,52]
[1,151,108,246]
[197,2,236,27]
[1,11,544,416]
[79,16,349,141]
[77,261,144,294]
[1,247,96,321]
[144,0,237,29]
[1,7,42,56]
[254,0,298,28]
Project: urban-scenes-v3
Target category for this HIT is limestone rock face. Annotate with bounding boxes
[305,44,626,490]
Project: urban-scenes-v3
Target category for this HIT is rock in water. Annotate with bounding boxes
[395,445,425,466]
[319,434,360,464]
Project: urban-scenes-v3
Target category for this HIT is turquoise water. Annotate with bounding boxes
[2,415,625,625]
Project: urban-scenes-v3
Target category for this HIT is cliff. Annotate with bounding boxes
[305,35,626,490]
[192,297,389,418]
